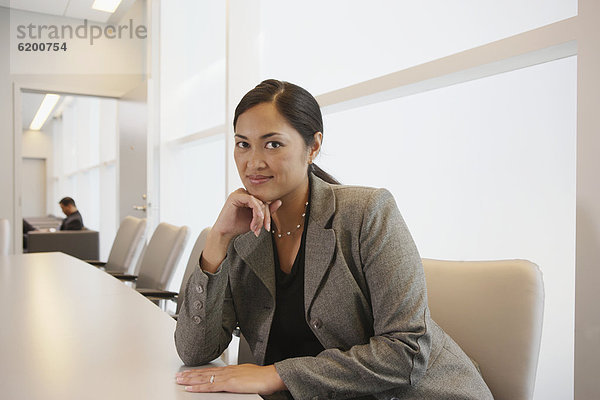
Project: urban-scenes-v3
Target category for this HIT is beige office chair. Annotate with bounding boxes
[422,258,544,400]
[137,227,210,315]
[235,258,545,398]
[0,218,10,255]
[87,216,146,274]
[110,222,189,292]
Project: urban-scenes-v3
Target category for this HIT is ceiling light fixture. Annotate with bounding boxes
[92,0,123,13]
[29,94,60,131]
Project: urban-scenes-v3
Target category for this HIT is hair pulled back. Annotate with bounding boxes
[233,79,339,184]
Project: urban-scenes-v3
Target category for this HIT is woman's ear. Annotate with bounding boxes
[309,132,323,163]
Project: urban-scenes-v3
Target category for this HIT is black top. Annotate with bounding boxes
[60,210,84,231]
[264,201,325,366]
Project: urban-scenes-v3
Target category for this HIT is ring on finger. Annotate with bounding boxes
[209,375,215,384]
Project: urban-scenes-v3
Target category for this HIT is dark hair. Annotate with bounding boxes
[233,79,340,184]
[59,197,76,207]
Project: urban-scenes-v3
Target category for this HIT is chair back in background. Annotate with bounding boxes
[176,227,210,314]
[104,216,147,274]
[422,259,544,400]
[136,223,189,290]
[0,219,9,255]
[27,230,99,260]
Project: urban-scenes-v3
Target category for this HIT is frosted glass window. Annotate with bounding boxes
[75,98,93,169]
[52,119,63,175]
[87,98,100,167]
[161,135,226,292]
[61,103,76,175]
[99,99,117,162]
[99,165,117,260]
[319,56,576,400]
[77,169,99,232]
[160,0,226,140]
[47,95,118,260]
[260,0,577,94]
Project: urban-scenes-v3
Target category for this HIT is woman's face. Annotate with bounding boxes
[234,102,320,203]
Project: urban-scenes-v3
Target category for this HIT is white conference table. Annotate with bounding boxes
[0,252,260,400]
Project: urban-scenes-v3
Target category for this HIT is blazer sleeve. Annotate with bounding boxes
[274,189,433,400]
[174,251,238,366]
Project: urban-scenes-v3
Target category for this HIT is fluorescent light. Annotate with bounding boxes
[29,94,60,131]
[92,0,123,13]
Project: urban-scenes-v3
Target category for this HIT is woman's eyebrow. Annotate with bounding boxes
[234,132,283,140]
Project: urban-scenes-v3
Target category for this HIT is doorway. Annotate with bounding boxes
[20,91,120,259]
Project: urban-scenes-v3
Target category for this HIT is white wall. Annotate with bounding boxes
[320,57,576,400]
[22,128,54,215]
[22,129,52,159]
[260,0,577,95]
[8,3,146,76]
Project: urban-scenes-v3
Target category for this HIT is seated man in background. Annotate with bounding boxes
[59,197,84,230]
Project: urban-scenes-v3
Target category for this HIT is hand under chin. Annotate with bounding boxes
[245,188,276,204]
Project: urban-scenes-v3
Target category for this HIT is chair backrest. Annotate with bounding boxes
[136,222,189,290]
[422,258,544,400]
[0,219,10,255]
[27,230,99,260]
[176,227,210,314]
[105,216,147,273]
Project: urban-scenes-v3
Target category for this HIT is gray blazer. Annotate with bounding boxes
[175,174,493,400]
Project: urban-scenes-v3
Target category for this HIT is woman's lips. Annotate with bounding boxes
[247,175,272,185]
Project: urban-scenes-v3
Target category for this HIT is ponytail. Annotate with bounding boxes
[309,163,340,185]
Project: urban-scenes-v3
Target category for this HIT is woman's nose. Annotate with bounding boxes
[247,151,266,169]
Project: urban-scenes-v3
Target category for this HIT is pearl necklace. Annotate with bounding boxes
[271,201,309,238]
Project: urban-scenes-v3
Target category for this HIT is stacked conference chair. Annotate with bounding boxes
[86,216,146,274]
[137,227,210,317]
[110,222,189,296]
[422,258,544,400]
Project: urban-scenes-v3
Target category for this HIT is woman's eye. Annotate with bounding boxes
[236,141,249,149]
[266,141,281,149]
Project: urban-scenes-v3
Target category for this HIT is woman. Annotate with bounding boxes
[175,79,493,399]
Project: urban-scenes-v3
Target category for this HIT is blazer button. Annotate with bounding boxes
[193,300,203,310]
[195,284,204,294]
[311,318,322,329]
[192,316,202,324]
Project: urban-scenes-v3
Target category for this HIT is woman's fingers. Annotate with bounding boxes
[264,201,271,233]
[230,192,264,237]
[177,371,222,393]
[228,190,283,237]
[264,200,282,233]
[269,199,283,215]
[176,367,226,391]
[248,197,265,237]
[176,366,222,377]
[175,364,285,394]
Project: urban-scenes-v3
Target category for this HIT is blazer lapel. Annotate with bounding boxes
[232,174,337,311]
[234,229,276,300]
[304,175,337,314]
